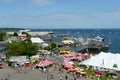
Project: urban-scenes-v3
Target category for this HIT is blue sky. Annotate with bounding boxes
[0,0,120,29]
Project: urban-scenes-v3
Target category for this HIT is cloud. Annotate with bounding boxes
[40,11,120,22]
[93,12,120,19]
[1,11,120,28]
[0,0,15,3]
[29,0,54,6]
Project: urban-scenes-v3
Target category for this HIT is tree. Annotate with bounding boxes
[13,32,18,36]
[44,42,57,51]
[6,41,38,56]
[22,32,31,38]
[6,41,25,56]
[22,42,38,56]
[51,42,57,49]
[0,32,6,41]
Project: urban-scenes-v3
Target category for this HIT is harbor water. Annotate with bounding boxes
[31,29,120,53]
[0,28,120,53]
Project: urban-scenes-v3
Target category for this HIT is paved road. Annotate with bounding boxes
[0,56,93,80]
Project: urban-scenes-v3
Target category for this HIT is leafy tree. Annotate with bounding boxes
[22,42,38,56]
[23,38,31,42]
[0,32,6,41]
[13,32,18,36]
[44,42,57,51]
[6,41,38,56]
[6,41,25,56]
[22,32,31,38]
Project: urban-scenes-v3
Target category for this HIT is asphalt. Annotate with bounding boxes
[0,55,93,80]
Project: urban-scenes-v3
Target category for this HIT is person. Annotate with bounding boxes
[65,75,68,80]
[60,76,62,80]
[57,72,60,77]
[74,77,76,80]
[59,68,61,73]
[50,74,54,79]
[35,75,38,79]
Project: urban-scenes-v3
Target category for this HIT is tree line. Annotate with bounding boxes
[0,32,6,41]
[6,41,38,57]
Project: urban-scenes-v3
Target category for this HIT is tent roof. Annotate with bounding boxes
[62,40,74,44]
[36,59,53,67]
[65,53,75,57]
[31,38,44,43]
[80,52,120,70]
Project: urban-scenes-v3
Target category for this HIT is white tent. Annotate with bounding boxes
[31,38,44,44]
[80,52,120,71]
[41,43,49,48]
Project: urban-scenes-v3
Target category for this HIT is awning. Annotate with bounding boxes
[62,40,74,44]
[36,59,53,67]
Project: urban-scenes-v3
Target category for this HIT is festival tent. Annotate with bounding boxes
[41,43,48,48]
[80,52,120,71]
[36,61,46,67]
[44,59,53,66]
[62,59,69,65]
[31,38,44,44]
[62,59,74,68]
[95,71,103,75]
[64,53,77,60]
[64,53,75,57]
[62,40,74,44]
[77,53,89,60]
[64,63,74,68]
[36,59,53,67]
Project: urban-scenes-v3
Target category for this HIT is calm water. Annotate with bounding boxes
[0,28,120,53]
[31,29,120,53]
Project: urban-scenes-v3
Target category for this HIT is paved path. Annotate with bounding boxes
[0,56,93,80]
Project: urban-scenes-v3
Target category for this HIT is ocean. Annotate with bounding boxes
[0,28,120,53]
[30,29,120,53]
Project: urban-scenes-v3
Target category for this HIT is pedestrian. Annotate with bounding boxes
[74,77,76,80]
[60,76,62,80]
[65,75,68,80]
[57,72,60,77]
[35,75,38,79]
[7,73,10,78]
[50,74,54,79]
[61,69,64,73]
[59,68,61,73]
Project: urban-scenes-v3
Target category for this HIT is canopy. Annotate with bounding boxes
[95,71,103,75]
[77,53,89,60]
[41,43,48,48]
[62,59,73,68]
[44,59,53,66]
[36,59,53,67]
[64,63,74,68]
[80,52,120,71]
[64,53,75,58]
[31,38,44,44]
[64,53,76,60]
[36,61,45,67]
[62,40,74,44]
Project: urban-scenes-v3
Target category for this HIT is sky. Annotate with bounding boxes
[0,0,120,29]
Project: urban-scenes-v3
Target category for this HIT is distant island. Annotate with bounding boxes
[0,28,25,32]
